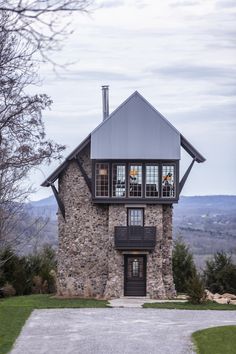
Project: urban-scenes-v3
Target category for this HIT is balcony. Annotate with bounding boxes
[114,226,156,250]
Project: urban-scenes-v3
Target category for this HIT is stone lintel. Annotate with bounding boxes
[124,204,147,208]
[121,251,150,255]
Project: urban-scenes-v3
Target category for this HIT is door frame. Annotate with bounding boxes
[124,254,147,296]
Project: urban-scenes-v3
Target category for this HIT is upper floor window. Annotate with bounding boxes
[129,164,142,197]
[128,208,144,226]
[94,161,177,200]
[162,165,175,198]
[95,163,109,197]
[112,164,126,197]
[145,165,159,197]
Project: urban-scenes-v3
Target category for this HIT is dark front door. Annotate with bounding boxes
[124,255,146,296]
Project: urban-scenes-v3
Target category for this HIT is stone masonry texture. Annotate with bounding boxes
[57,145,176,298]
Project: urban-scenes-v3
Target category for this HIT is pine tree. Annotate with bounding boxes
[172,238,197,293]
[204,251,236,294]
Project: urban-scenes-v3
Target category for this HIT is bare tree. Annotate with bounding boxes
[0,0,91,250]
[0,0,91,62]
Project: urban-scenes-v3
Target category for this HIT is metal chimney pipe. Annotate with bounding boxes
[102,85,109,120]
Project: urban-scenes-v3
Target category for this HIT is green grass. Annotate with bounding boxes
[192,326,236,354]
[0,294,108,308]
[0,294,108,354]
[0,307,32,354]
[143,301,236,310]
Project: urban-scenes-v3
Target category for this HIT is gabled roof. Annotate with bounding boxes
[91,91,181,160]
[42,91,205,187]
[92,91,181,136]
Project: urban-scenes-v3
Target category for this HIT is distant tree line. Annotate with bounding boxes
[173,238,236,303]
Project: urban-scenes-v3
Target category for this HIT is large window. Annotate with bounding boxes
[112,164,126,197]
[95,163,109,197]
[129,164,142,197]
[145,165,159,197]
[162,165,175,198]
[94,161,177,199]
[128,209,144,226]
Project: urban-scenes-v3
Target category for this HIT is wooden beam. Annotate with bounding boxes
[75,157,92,193]
[179,159,196,194]
[50,184,65,219]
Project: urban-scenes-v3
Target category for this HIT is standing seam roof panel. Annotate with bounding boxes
[91,92,181,160]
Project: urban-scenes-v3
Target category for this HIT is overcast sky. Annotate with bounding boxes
[30,0,236,200]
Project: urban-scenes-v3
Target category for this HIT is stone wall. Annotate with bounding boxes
[162,205,176,298]
[104,204,176,299]
[57,145,109,297]
[146,204,176,298]
[145,205,166,298]
[104,205,127,298]
[56,146,176,298]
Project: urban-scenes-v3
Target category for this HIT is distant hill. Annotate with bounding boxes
[23,195,236,267]
[173,195,236,267]
[26,196,57,221]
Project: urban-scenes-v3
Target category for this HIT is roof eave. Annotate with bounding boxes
[181,134,206,163]
[41,134,91,187]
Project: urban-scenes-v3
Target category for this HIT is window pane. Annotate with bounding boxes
[132,259,139,277]
[128,209,144,226]
[127,257,144,279]
[95,163,109,197]
[129,164,142,197]
[162,165,175,198]
[112,164,126,197]
[146,165,159,197]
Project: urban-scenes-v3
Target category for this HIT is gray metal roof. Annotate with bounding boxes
[180,135,205,163]
[42,91,205,187]
[91,91,181,160]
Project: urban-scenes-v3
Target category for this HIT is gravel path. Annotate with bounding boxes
[11,309,236,354]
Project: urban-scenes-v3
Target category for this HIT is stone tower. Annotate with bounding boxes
[42,88,205,298]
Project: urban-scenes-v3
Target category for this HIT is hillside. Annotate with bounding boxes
[173,196,236,267]
[23,195,236,267]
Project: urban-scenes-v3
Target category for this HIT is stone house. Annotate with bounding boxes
[42,87,205,299]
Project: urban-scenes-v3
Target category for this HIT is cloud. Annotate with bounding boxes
[149,64,236,81]
[45,70,137,82]
[206,85,236,98]
[98,0,124,8]
[171,1,199,7]
[215,0,236,9]
[30,0,236,199]
[171,102,236,125]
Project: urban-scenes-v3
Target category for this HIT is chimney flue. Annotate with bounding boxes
[102,85,109,121]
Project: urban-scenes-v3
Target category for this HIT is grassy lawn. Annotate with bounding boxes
[143,301,236,310]
[192,326,236,354]
[0,294,108,354]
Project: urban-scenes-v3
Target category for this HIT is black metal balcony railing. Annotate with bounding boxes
[114,226,156,250]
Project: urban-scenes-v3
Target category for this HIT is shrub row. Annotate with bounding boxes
[0,245,56,297]
[173,239,236,303]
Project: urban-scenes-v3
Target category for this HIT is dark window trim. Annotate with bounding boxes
[92,159,179,202]
[127,207,145,226]
[95,162,110,198]
[161,162,178,199]
[112,163,126,198]
[128,163,143,198]
[145,163,159,198]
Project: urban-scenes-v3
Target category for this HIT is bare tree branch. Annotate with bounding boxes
[0,1,91,250]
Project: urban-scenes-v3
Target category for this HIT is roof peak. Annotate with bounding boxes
[91,89,180,137]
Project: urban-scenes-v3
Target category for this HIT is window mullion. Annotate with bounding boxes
[142,162,145,198]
